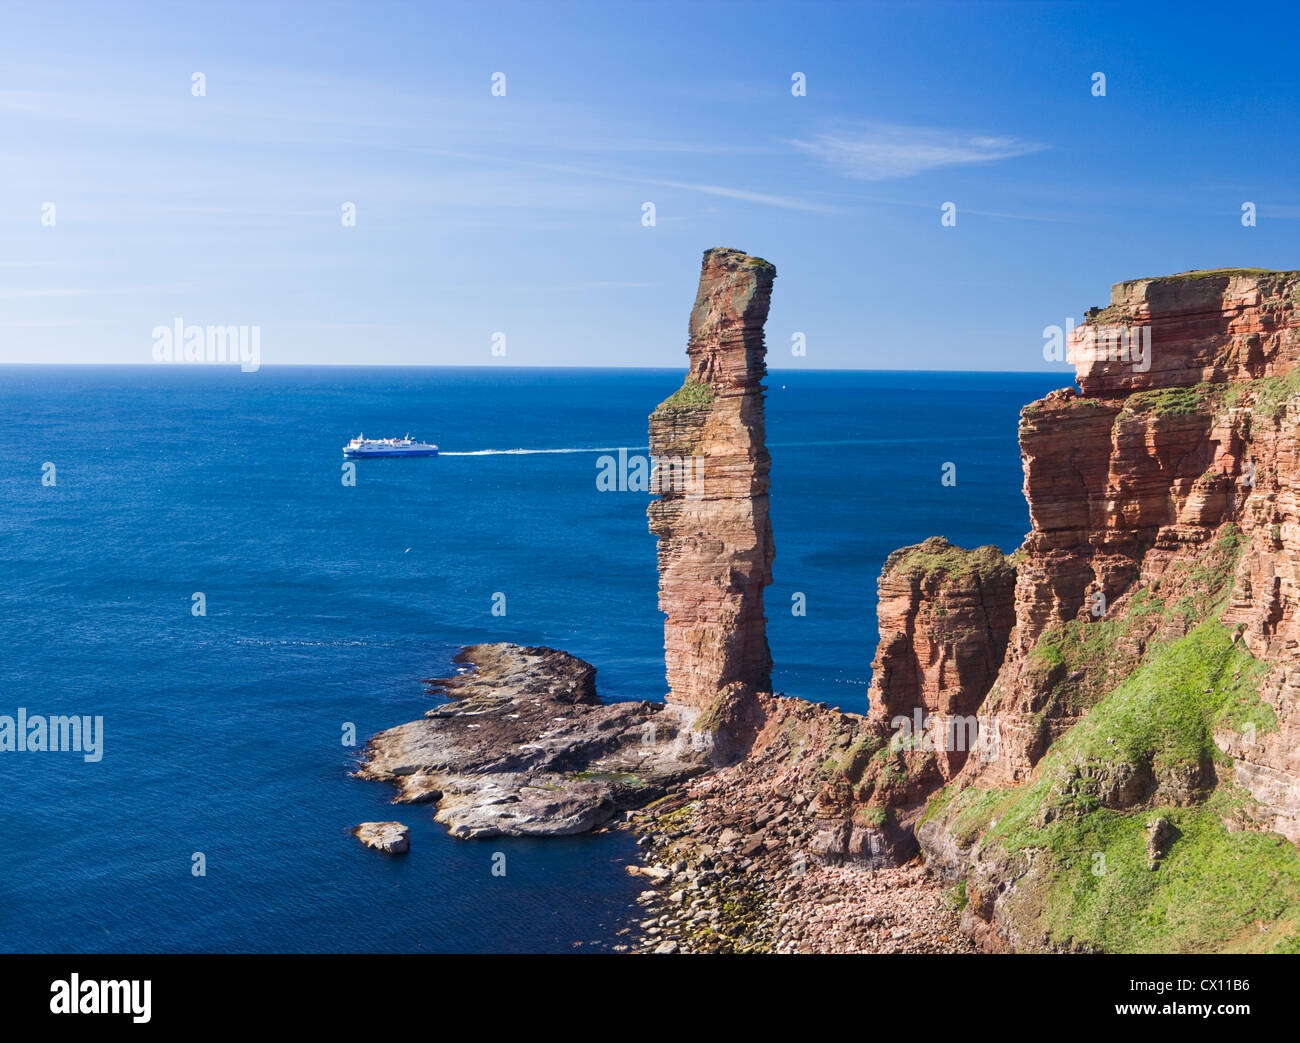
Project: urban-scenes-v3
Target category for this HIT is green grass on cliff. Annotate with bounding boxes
[1019,526,1244,726]
[1122,375,1300,423]
[657,380,714,412]
[932,620,1296,952]
[1142,267,1297,282]
[1220,367,1300,420]
[1003,790,1300,953]
[885,537,1013,584]
[1039,619,1270,777]
[1121,384,1215,419]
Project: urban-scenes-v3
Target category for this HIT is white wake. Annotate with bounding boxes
[439,446,646,456]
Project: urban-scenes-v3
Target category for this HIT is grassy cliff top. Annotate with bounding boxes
[705,247,775,273]
[1084,268,1300,323]
[1142,267,1297,280]
[884,536,1013,583]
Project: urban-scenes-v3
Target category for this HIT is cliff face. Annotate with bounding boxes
[1074,269,1300,398]
[912,269,1300,953]
[648,248,776,721]
[977,271,1300,788]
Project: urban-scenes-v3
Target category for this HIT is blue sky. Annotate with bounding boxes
[2,0,1298,370]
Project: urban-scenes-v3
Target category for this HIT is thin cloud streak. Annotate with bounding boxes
[791,122,1047,181]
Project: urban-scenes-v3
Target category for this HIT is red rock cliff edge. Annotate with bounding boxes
[910,268,1300,952]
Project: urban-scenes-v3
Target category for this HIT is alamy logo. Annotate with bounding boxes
[151,318,261,372]
[595,449,705,497]
[0,709,103,762]
[50,974,151,1023]
[1043,319,1151,373]
[890,708,999,760]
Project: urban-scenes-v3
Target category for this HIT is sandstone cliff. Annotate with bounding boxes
[865,538,1017,780]
[647,247,776,733]
[910,269,1300,953]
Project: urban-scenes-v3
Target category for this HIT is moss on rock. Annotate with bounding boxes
[657,379,714,412]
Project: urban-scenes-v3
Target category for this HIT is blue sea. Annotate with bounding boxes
[0,366,1063,953]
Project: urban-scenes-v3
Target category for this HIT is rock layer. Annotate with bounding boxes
[647,248,776,717]
[1073,269,1300,398]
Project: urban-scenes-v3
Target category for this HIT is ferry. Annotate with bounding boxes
[342,433,439,458]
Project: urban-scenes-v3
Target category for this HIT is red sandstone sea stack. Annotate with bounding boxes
[647,247,776,723]
[865,538,1017,781]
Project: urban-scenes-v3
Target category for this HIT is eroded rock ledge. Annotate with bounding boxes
[354,644,707,838]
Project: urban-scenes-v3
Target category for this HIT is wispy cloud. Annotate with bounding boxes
[791,122,1047,181]
[555,281,657,291]
[636,177,840,213]
[0,288,98,298]
[501,157,843,214]
[0,283,204,298]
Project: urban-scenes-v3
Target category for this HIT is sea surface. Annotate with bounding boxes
[0,365,1064,953]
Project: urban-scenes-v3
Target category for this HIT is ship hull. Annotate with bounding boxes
[343,448,439,458]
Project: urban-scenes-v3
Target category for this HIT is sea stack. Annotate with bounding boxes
[865,538,1017,781]
[648,248,777,727]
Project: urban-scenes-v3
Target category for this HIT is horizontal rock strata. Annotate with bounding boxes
[913,268,1300,952]
[648,247,776,725]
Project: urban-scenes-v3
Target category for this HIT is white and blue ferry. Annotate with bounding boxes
[342,433,439,458]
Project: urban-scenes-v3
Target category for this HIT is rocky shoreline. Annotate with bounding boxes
[355,639,970,953]
[625,771,973,954]
[356,634,977,951]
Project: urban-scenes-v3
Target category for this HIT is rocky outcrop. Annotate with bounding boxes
[766,539,1019,866]
[865,538,1017,778]
[351,821,410,854]
[647,248,776,726]
[354,644,706,838]
[912,268,1300,953]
